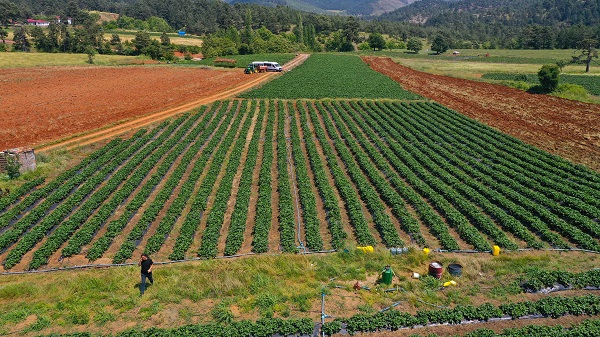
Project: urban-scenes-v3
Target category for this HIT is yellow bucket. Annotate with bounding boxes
[423,247,431,256]
[492,245,501,256]
[357,246,374,254]
[443,280,457,287]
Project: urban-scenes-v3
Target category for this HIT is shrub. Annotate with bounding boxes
[4,155,21,179]
[357,42,371,51]
[499,80,532,91]
[554,83,589,99]
[538,64,560,93]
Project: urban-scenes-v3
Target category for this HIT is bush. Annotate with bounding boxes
[538,64,560,93]
[4,155,20,179]
[500,80,532,91]
[552,83,589,100]
[357,42,371,51]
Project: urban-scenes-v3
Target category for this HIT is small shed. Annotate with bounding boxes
[0,148,37,173]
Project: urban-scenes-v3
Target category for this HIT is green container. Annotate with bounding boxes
[382,268,393,285]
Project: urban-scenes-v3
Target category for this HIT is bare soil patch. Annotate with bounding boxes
[363,57,600,171]
[0,66,249,149]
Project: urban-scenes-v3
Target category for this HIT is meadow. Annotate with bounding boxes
[482,73,600,95]
[361,48,600,78]
[0,52,150,68]
[1,250,599,336]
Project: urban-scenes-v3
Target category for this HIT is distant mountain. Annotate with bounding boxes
[223,0,419,16]
[378,0,600,27]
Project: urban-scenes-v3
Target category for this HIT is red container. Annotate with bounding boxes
[428,262,443,279]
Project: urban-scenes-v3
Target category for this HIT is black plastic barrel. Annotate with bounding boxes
[447,263,463,277]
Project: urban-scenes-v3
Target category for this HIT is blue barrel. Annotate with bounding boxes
[447,264,463,277]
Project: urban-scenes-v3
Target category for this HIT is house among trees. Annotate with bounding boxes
[26,19,50,27]
[0,148,37,173]
[25,17,72,27]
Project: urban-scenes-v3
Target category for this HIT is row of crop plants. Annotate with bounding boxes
[518,268,600,292]
[0,126,164,269]
[28,111,198,269]
[386,101,591,249]
[198,100,257,258]
[96,108,214,264]
[387,101,600,250]
[67,106,211,261]
[223,101,266,256]
[167,101,240,260]
[124,100,244,263]
[276,101,299,252]
[33,317,600,337]
[322,294,600,335]
[287,101,323,251]
[328,100,488,250]
[250,101,275,253]
[333,99,600,251]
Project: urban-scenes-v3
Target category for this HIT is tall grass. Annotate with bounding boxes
[0,52,149,68]
[0,250,598,335]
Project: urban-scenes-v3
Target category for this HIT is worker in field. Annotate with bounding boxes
[138,253,154,295]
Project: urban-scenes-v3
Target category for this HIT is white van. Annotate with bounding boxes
[264,61,283,72]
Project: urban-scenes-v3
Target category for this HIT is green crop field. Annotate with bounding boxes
[239,54,422,99]
[1,99,599,272]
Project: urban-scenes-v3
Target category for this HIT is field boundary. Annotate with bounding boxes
[1,248,598,276]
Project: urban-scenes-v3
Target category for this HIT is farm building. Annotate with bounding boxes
[0,148,36,173]
[26,19,50,27]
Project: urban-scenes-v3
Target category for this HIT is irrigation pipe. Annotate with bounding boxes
[431,248,600,254]
[0,249,337,276]
[2,246,598,276]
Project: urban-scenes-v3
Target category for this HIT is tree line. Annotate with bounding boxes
[3,0,600,56]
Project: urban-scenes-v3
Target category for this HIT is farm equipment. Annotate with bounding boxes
[244,63,268,74]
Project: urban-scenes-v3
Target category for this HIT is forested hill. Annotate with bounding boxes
[379,0,600,27]
[223,0,417,16]
[3,0,343,34]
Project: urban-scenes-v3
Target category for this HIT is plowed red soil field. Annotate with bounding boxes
[0,66,250,149]
[363,56,600,171]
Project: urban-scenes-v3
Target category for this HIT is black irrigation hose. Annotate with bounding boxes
[1,247,598,276]
[0,249,338,276]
